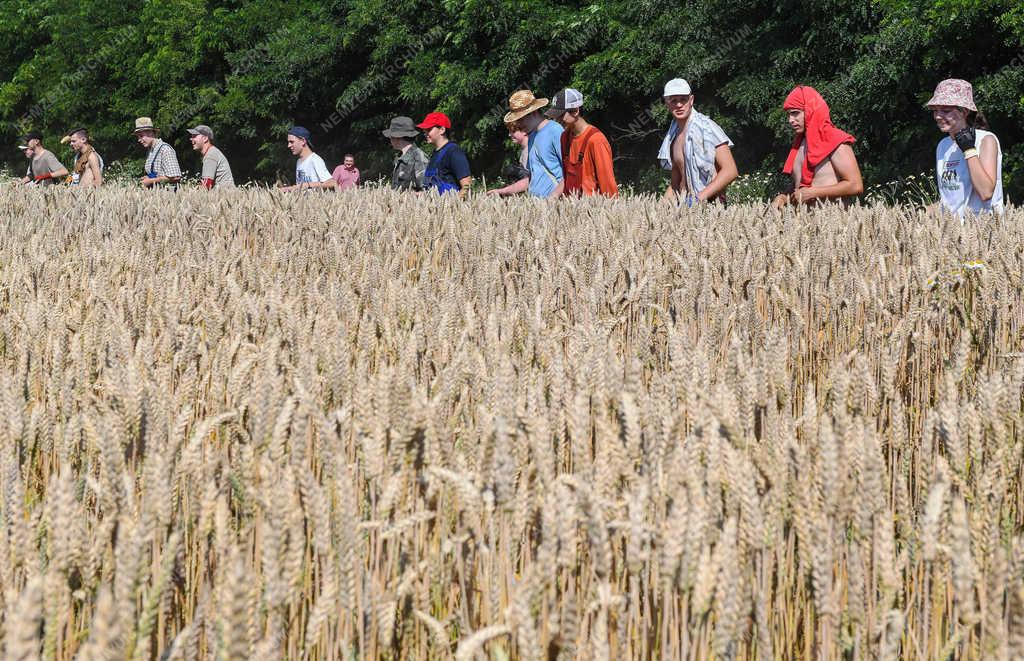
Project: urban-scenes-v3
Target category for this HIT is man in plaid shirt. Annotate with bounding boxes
[133,117,182,188]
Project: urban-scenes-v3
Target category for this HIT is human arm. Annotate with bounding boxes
[37,153,69,182]
[200,156,218,190]
[450,148,473,197]
[85,153,103,187]
[696,143,738,202]
[488,177,530,196]
[591,135,618,197]
[665,161,682,200]
[140,173,181,186]
[771,180,796,210]
[286,177,335,191]
[772,178,795,209]
[43,153,69,180]
[162,149,182,185]
[142,148,182,186]
[302,158,337,190]
[960,131,998,201]
[543,139,564,199]
[413,153,428,190]
[791,143,863,204]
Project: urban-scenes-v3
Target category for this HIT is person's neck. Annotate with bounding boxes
[200,143,212,156]
[675,112,694,132]
[947,123,967,140]
[435,136,449,149]
[400,143,412,154]
[572,117,590,136]
[299,147,314,159]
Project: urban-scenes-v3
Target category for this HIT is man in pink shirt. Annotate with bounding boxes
[331,153,360,191]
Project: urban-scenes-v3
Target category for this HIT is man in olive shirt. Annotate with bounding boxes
[187,125,234,189]
[20,132,68,186]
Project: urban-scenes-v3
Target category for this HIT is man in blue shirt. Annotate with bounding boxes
[504,90,564,198]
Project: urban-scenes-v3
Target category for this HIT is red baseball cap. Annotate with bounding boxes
[416,112,451,129]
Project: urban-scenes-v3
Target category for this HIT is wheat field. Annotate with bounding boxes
[0,187,1020,660]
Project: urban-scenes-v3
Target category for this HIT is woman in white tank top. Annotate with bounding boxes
[926,78,1003,219]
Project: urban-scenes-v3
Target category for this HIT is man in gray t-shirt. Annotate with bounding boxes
[20,132,68,186]
[187,125,234,189]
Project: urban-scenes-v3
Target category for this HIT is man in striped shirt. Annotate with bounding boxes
[133,117,182,189]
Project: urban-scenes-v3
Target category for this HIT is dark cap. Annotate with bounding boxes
[288,126,312,146]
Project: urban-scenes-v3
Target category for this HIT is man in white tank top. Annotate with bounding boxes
[927,79,1003,219]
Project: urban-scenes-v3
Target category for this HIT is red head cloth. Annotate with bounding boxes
[782,86,855,188]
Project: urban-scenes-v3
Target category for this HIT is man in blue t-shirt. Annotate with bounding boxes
[504,90,564,198]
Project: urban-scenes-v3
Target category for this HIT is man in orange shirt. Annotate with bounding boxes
[546,88,618,197]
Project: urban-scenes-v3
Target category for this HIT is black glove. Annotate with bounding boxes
[954,126,976,154]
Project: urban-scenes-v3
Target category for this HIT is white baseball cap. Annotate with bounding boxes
[663,78,692,97]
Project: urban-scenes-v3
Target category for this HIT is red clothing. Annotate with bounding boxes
[560,126,618,197]
[782,86,855,188]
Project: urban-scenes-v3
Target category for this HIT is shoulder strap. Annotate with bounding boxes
[575,127,599,164]
[147,142,167,170]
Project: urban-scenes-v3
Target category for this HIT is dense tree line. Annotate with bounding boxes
[2,0,1022,197]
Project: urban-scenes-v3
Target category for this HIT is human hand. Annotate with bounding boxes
[771,193,790,210]
[953,126,976,154]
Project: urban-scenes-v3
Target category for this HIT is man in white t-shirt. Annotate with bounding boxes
[279,126,335,191]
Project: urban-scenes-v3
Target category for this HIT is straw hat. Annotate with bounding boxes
[503,90,549,124]
[132,117,158,134]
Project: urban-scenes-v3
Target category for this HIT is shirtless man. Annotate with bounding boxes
[658,79,737,205]
[772,86,863,208]
[66,128,103,187]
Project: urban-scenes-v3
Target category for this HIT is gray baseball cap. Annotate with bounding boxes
[545,88,584,118]
[187,125,214,140]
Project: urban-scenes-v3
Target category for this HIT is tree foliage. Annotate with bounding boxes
[2,0,1022,196]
